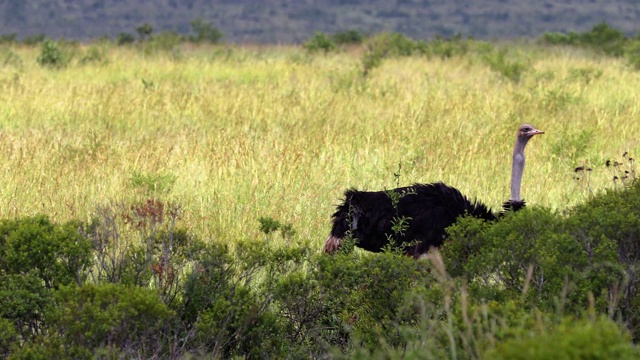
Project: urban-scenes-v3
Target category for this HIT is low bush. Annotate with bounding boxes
[487,316,640,360]
[541,22,627,57]
[422,34,471,59]
[0,271,50,342]
[313,251,431,350]
[2,183,640,357]
[115,32,135,46]
[143,31,185,55]
[564,181,640,339]
[0,215,92,290]
[332,29,367,45]
[443,180,640,344]
[189,18,223,44]
[0,318,17,358]
[48,284,173,358]
[36,39,68,68]
[303,32,337,54]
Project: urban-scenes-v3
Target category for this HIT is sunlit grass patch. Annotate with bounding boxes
[0,43,638,248]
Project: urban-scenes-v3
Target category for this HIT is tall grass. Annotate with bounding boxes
[0,43,638,247]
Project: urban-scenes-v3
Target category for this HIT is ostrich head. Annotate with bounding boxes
[510,124,544,202]
[518,124,545,144]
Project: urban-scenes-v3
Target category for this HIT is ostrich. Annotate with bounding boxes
[324,124,544,257]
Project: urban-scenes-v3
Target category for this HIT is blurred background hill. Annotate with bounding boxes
[1,0,640,43]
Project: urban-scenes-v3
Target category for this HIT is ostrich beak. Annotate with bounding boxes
[533,129,544,135]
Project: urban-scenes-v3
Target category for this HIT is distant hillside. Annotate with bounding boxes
[1,0,640,43]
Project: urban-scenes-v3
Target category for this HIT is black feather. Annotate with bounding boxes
[328,182,498,256]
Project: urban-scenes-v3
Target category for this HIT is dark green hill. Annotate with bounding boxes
[1,0,640,43]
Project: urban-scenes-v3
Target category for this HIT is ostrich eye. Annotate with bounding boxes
[522,127,531,132]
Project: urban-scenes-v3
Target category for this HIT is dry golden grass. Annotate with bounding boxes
[0,43,638,247]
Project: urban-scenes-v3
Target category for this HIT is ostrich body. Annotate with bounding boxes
[324,124,544,257]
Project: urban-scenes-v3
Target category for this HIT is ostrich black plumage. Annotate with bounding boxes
[324,124,544,257]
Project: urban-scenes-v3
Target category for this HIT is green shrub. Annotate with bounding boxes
[365,32,424,58]
[189,18,223,44]
[541,22,627,57]
[443,205,627,315]
[443,180,640,343]
[311,251,432,352]
[193,285,287,358]
[565,181,640,338]
[444,208,569,302]
[423,34,471,59]
[332,29,366,45]
[43,283,174,358]
[143,31,185,55]
[0,271,52,342]
[272,270,333,356]
[487,316,640,360]
[0,215,92,290]
[115,32,135,46]
[581,22,627,56]
[340,253,573,359]
[0,318,17,358]
[0,216,92,345]
[624,40,640,70]
[303,32,337,53]
[180,242,234,326]
[36,40,68,68]
[182,240,305,358]
[541,31,581,46]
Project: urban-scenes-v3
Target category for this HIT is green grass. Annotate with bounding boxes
[0,43,638,248]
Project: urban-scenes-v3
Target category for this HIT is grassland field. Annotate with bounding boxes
[0,43,638,249]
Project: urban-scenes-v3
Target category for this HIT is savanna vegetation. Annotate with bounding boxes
[1,23,640,358]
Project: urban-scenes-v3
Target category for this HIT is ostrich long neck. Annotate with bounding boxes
[510,136,528,201]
